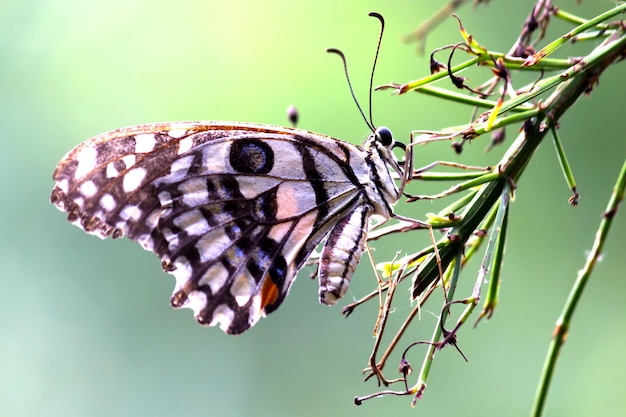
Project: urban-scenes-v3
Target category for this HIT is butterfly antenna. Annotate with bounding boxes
[327,48,374,132]
[327,12,386,133]
[367,12,385,129]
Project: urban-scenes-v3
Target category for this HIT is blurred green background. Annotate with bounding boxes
[2,0,625,416]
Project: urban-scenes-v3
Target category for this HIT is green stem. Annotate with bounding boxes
[531,159,626,417]
[530,3,626,63]
[412,251,463,404]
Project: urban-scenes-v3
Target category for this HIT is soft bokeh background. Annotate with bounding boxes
[3,1,625,416]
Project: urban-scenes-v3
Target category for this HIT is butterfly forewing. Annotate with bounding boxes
[51,121,401,334]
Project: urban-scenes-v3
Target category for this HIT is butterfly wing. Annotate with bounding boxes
[51,121,372,334]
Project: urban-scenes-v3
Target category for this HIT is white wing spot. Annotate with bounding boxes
[114,221,127,234]
[185,290,209,317]
[158,191,173,207]
[211,304,235,332]
[169,128,188,139]
[173,209,210,236]
[134,134,156,153]
[74,147,98,179]
[171,257,193,289]
[199,264,229,294]
[170,155,193,173]
[99,193,117,212]
[123,167,147,193]
[74,197,85,209]
[145,208,167,229]
[120,205,142,222]
[197,229,232,263]
[177,136,193,155]
[166,123,192,138]
[56,179,69,194]
[106,162,119,178]
[230,271,255,307]
[122,154,136,169]
[79,180,98,197]
[179,178,209,207]
[163,227,180,250]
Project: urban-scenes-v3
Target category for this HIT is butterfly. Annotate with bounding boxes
[50,121,409,334]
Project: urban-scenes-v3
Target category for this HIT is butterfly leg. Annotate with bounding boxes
[318,204,374,305]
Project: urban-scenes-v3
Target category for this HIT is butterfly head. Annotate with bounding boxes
[374,126,394,147]
[373,126,406,175]
[361,126,407,212]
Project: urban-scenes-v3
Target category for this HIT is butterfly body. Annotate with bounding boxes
[51,121,403,334]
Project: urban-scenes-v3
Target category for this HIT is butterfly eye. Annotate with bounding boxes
[375,126,394,147]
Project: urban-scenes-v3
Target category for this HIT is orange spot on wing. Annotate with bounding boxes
[260,275,280,309]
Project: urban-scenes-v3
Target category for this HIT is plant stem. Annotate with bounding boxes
[531,159,626,417]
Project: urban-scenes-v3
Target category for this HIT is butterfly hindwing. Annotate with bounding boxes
[51,121,399,334]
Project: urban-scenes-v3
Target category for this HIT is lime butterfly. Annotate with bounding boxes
[51,120,408,334]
